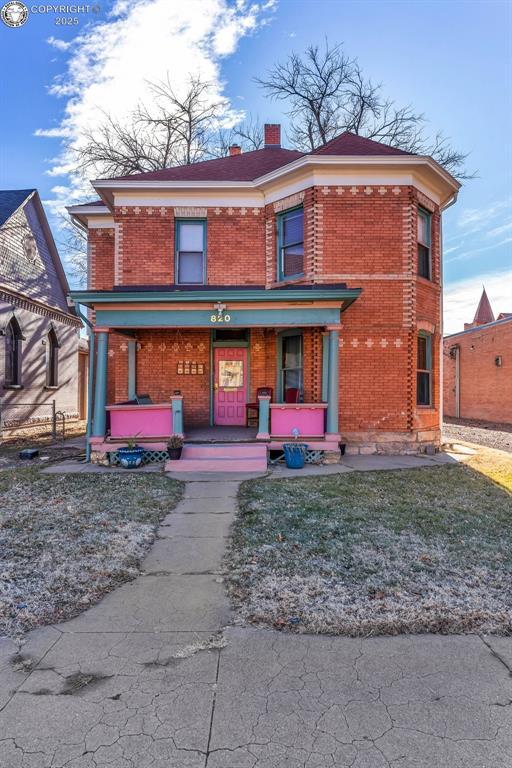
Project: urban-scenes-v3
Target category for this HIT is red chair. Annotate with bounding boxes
[246,386,273,427]
[284,387,300,403]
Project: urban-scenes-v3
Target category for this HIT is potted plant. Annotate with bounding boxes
[117,434,144,468]
[167,435,183,460]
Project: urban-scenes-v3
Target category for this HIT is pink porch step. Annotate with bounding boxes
[166,443,268,473]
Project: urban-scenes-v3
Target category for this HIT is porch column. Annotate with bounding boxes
[256,395,271,440]
[92,329,109,437]
[127,339,137,400]
[171,395,184,437]
[326,326,340,436]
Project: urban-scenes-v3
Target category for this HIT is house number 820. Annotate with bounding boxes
[210,314,231,323]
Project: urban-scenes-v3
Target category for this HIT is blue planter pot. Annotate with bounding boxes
[117,446,144,468]
[283,443,307,469]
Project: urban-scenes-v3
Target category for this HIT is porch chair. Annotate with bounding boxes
[245,386,273,427]
[284,387,300,403]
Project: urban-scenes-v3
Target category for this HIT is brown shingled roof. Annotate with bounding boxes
[311,132,413,156]
[96,131,414,184]
[106,148,304,183]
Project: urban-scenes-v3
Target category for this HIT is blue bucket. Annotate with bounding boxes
[283,443,307,469]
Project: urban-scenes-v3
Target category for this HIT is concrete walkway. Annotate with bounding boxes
[1,471,512,767]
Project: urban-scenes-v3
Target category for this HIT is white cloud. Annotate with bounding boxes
[457,197,511,229]
[39,0,274,210]
[444,269,512,335]
[488,220,512,238]
[46,36,72,51]
[445,236,512,263]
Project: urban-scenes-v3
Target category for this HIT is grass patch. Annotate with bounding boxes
[0,468,183,639]
[227,462,512,636]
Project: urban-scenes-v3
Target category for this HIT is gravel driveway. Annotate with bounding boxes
[443,418,512,453]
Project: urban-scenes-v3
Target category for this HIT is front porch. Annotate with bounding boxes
[71,285,360,467]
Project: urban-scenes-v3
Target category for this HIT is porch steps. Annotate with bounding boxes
[165,442,267,473]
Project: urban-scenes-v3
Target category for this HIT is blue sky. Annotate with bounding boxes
[0,0,511,332]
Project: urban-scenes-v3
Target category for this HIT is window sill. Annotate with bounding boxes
[44,385,60,391]
[3,384,23,390]
[416,275,438,287]
[417,405,436,411]
[272,275,307,288]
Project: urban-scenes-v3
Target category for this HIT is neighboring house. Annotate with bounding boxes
[68,125,459,468]
[0,189,82,432]
[444,288,512,424]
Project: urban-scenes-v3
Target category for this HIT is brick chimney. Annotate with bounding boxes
[264,123,281,148]
[229,144,242,156]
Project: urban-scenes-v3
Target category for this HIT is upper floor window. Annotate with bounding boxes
[417,208,431,280]
[417,332,432,406]
[278,207,304,280]
[46,327,59,387]
[5,317,22,387]
[176,220,206,285]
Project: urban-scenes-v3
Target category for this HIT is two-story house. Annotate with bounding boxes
[68,125,459,471]
[0,189,83,434]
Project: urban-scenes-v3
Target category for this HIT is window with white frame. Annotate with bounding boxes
[176,220,206,284]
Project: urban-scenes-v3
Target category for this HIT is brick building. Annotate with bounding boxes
[0,189,82,433]
[68,126,460,468]
[443,289,512,424]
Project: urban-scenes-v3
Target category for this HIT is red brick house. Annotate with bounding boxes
[68,125,460,469]
[444,289,512,425]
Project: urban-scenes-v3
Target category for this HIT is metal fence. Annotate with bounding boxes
[0,399,69,441]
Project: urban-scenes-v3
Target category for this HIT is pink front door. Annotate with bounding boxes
[214,347,248,426]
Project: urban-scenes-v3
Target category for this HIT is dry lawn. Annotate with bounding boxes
[227,451,512,636]
[0,468,183,640]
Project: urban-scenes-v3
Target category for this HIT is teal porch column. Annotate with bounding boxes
[92,329,109,437]
[256,395,271,440]
[127,339,137,400]
[171,395,184,436]
[326,326,340,435]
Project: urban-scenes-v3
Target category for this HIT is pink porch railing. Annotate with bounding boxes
[269,403,327,438]
[105,395,183,439]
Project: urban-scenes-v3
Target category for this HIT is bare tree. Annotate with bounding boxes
[257,41,473,179]
[56,213,88,287]
[73,75,229,179]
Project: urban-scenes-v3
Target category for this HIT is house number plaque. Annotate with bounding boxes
[210,301,230,323]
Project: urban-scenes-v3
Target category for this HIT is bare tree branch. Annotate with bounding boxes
[257,40,474,179]
[72,75,229,179]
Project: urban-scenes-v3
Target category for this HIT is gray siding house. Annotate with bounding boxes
[0,189,82,431]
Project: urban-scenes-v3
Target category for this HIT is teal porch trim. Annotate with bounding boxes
[171,396,184,435]
[92,331,108,437]
[256,395,271,439]
[127,339,137,400]
[94,307,343,328]
[321,333,329,402]
[69,287,361,305]
[326,329,339,434]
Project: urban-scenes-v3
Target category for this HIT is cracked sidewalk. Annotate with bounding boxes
[0,474,511,767]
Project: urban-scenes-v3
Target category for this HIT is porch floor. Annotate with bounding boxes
[185,426,258,443]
